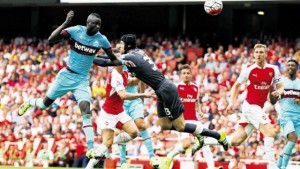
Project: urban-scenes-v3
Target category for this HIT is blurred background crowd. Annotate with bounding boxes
[0,32,300,167]
[0,33,300,167]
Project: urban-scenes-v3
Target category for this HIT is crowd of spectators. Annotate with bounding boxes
[0,33,300,167]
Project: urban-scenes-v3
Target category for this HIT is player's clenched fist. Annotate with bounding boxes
[65,10,74,24]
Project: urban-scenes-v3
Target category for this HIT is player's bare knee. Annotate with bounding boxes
[181,138,191,150]
[135,119,147,131]
[137,123,147,131]
[182,142,190,150]
[104,137,114,148]
[129,130,139,139]
[104,142,113,149]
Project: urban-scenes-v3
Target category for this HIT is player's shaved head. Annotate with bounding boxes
[88,13,101,19]
[87,13,101,24]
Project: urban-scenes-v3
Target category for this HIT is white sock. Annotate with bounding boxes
[167,143,184,159]
[202,145,215,169]
[113,132,133,144]
[204,136,232,146]
[96,144,109,156]
[85,159,99,169]
[263,137,275,163]
[193,123,204,134]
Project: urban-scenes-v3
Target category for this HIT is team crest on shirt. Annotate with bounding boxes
[269,72,273,77]
[78,34,84,39]
[93,41,100,46]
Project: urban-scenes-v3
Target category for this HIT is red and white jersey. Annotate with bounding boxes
[102,69,128,115]
[237,63,281,108]
[177,82,199,120]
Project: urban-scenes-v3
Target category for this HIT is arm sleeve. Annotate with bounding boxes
[93,57,115,66]
[103,47,121,64]
[237,69,248,84]
[101,35,112,49]
[111,71,125,92]
[63,26,77,38]
[272,66,282,85]
[98,55,110,59]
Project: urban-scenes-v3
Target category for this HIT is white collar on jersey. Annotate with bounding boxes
[254,63,267,69]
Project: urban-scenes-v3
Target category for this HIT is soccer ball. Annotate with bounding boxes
[204,0,223,16]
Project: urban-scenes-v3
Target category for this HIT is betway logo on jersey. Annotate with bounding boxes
[282,89,300,98]
[254,81,270,90]
[71,40,99,56]
[75,42,96,54]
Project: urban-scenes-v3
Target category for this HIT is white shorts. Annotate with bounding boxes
[97,109,132,132]
[238,100,271,135]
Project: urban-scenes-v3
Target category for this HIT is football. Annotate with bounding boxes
[204,0,223,16]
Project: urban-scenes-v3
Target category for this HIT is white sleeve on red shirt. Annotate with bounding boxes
[237,68,250,84]
[111,70,125,92]
[272,65,282,85]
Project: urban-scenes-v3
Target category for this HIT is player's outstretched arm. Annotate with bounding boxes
[48,10,74,43]
[93,57,116,67]
[117,89,155,100]
[103,48,135,67]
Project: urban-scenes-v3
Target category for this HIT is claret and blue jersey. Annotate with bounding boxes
[63,25,111,75]
[280,77,300,115]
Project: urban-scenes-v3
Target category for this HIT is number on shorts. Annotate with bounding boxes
[164,108,173,118]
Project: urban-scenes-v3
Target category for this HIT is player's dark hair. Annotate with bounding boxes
[287,59,299,68]
[121,34,137,53]
[90,13,101,19]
